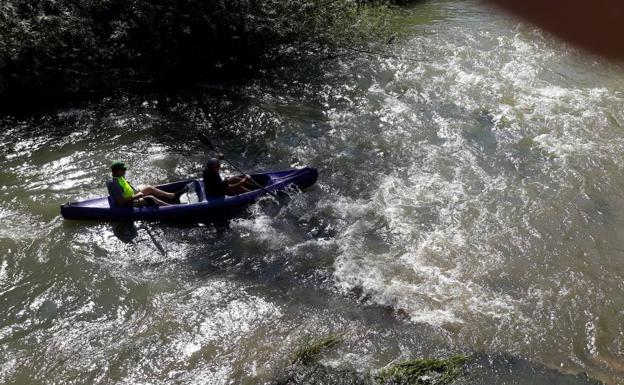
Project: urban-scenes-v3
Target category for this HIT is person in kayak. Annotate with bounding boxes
[202,154,252,197]
[107,161,186,207]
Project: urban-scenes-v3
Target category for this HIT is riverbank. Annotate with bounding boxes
[0,0,406,113]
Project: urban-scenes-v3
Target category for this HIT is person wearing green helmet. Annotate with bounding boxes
[106,161,186,207]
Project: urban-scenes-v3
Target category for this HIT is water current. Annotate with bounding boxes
[2,0,624,384]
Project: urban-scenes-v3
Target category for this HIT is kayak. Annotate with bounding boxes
[60,167,318,222]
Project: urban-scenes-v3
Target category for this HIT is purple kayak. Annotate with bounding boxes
[60,167,318,222]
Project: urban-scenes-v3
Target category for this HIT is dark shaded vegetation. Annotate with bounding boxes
[267,335,606,385]
[292,334,343,366]
[375,355,467,385]
[268,334,605,385]
[0,0,408,110]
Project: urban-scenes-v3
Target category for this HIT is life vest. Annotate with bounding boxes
[114,176,134,199]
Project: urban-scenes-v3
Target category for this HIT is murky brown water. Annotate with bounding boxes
[2,1,624,384]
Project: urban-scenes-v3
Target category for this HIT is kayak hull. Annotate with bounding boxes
[61,167,318,222]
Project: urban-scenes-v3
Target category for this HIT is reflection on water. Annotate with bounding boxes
[1,0,624,384]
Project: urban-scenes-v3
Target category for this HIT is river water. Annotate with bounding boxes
[2,1,624,384]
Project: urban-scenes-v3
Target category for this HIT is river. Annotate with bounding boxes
[2,1,624,384]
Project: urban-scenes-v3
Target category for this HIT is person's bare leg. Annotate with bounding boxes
[144,195,170,206]
[141,185,175,200]
[226,185,251,195]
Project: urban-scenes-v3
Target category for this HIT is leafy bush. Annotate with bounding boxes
[0,0,402,103]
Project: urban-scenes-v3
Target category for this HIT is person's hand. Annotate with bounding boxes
[135,192,144,199]
[244,175,251,181]
[217,153,225,160]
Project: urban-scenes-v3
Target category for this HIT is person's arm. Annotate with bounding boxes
[127,182,143,200]
[115,192,143,206]
[228,176,252,189]
[131,191,144,200]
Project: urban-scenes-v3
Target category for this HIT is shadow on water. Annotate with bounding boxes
[111,222,139,243]
[94,185,297,274]
[110,217,233,247]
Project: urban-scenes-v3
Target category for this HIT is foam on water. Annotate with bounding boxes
[315,4,624,379]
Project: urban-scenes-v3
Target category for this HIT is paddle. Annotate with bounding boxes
[123,182,168,257]
[198,132,280,200]
[139,222,167,257]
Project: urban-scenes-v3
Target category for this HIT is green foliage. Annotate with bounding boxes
[249,0,395,47]
[292,334,342,366]
[0,0,404,103]
[375,355,468,385]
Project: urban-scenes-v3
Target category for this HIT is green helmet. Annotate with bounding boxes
[111,161,127,171]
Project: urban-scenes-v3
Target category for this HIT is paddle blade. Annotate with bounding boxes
[198,133,217,151]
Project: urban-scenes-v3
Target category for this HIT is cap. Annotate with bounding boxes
[111,161,127,171]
